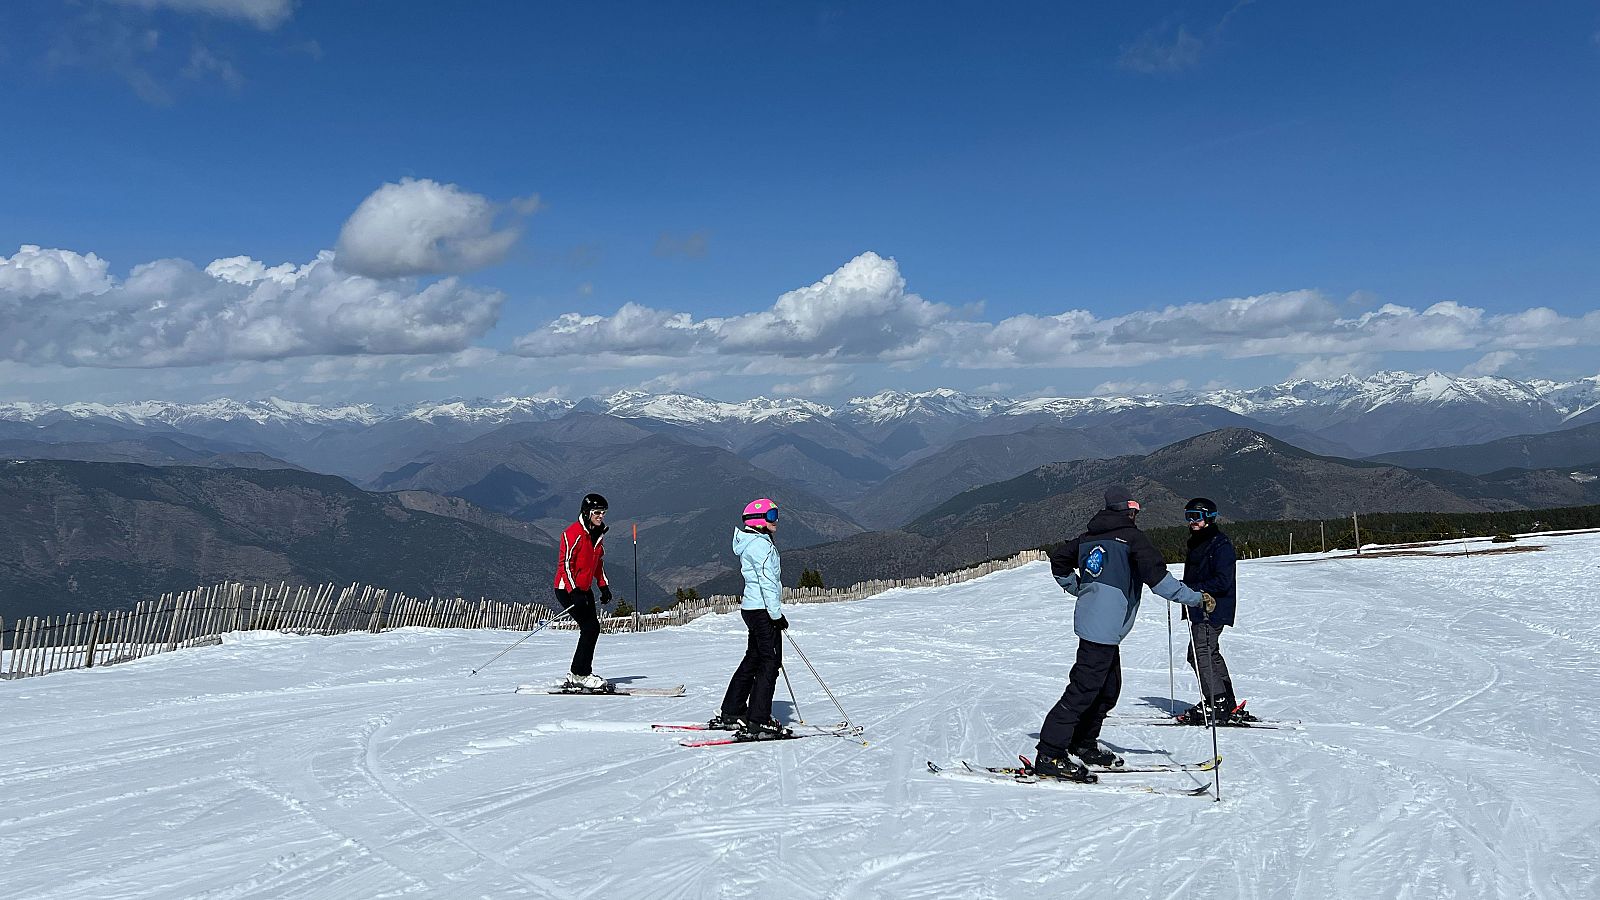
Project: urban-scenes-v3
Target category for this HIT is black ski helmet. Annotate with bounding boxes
[581,493,609,517]
[1185,497,1219,521]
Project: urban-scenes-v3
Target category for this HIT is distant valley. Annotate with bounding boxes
[4,370,1598,614]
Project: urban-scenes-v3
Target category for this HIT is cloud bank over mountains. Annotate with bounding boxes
[0,244,502,368]
[4,176,1599,401]
[513,251,1600,372]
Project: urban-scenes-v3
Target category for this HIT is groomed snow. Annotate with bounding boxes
[4,535,1599,898]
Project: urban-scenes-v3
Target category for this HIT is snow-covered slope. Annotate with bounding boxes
[1188,371,1557,419]
[0,397,387,427]
[401,396,574,424]
[603,390,833,425]
[843,388,1011,425]
[5,533,1597,898]
[1529,375,1600,423]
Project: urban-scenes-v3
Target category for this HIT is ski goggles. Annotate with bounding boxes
[744,508,779,523]
[1185,510,1214,522]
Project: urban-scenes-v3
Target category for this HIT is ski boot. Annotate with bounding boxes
[1070,741,1125,769]
[706,713,743,731]
[1228,700,1260,723]
[564,672,609,692]
[735,718,794,741]
[1176,698,1233,726]
[1029,752,1097,783]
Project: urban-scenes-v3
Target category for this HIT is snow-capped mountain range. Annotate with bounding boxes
[1179,372,1580,420]
[4,371,1596,431]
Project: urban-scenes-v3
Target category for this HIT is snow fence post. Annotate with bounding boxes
[84,611,101,669]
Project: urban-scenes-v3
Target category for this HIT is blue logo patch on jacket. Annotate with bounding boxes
[1085,545,1105,577]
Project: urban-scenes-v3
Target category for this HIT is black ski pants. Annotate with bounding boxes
[557,588,600,676]
[1037,639,1121,758]
[721,609,784,724]
[1187,620,1235,707]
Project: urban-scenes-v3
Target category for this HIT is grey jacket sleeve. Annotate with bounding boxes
[1054,572,1081,596]
[1151,572,1203,607]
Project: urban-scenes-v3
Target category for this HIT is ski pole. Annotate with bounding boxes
[1189,619,1223,802]
[468,603,575,677]
[1166,603,1175,715]
[779,665,805,725]
[783,632,854,728]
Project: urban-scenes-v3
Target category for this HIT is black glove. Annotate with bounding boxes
[599,585,613,605]
[775,615,789,631]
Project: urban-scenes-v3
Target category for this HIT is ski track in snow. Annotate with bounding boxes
[4,538,1600,898]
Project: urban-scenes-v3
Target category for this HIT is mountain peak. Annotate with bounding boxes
[1149,427,1309,463]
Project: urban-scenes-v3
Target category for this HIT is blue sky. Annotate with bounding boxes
[2,0,1598,406]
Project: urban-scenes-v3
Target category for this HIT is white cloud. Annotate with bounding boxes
[1289,354,1381,381]
[204,255,300,284]
[400,348,503,383]
[512,252,1600,375]
[772,373,855,396]
[640,370,719,393]
[1091,378,1190,396]
[0,246,502,368]
[1460,350,1520,377]
[0,245,114,297]
[513,251,954,360]
[105,0,295,30]
[297,355,397,384]
[335,178,532,279]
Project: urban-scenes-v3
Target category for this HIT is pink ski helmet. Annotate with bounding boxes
[742,497,778,525]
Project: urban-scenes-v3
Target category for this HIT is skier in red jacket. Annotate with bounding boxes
[554,493,611,689]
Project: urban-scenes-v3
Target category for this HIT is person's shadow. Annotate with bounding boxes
[1138,695,1189,715]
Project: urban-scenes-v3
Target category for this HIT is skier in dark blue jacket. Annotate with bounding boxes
[1175,497,1254,724]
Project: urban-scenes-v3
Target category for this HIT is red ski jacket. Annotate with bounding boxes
[554,520,608,592]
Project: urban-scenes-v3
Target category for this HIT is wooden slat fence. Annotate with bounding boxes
[0,549,1047,680]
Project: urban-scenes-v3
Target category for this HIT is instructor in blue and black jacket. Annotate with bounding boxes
[1034,485,1214,782]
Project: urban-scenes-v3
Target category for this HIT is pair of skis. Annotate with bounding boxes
[516,683,686,697]
[653,721,868,747]
[927,755,1219,798]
